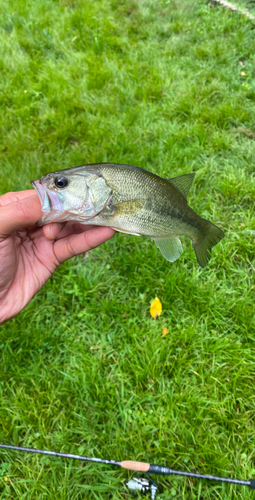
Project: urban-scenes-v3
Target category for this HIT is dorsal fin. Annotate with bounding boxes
[166,173,195,199]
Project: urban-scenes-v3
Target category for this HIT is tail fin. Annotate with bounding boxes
[193,222,224,268]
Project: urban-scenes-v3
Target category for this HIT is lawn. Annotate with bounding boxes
[0,0,255,498]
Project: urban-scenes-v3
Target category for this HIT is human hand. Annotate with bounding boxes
[0,190,115,325]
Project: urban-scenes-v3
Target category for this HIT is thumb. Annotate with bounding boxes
[0,195,42,239]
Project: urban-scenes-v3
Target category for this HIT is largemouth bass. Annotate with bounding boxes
[31,163,224,267]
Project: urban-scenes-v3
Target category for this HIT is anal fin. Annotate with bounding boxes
[153,236,183,263]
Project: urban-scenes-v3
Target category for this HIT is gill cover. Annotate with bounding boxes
[84,173,112,216]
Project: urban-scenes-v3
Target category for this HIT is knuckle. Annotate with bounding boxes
[65,237,76,258]
[82,231,91,249]
[0,192,16,206]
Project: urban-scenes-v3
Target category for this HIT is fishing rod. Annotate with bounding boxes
[0,443,254,499]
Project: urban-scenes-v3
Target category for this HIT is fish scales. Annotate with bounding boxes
[31,163,224,267]
[88,164,202,238]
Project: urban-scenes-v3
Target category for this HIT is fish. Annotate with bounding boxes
[31,163,224,267]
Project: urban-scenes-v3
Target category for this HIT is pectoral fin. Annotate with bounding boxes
[153,236,183,262]
[113,199,144,216]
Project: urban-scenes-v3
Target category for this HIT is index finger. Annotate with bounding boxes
[0,194,42,239]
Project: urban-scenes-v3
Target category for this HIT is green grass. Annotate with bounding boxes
[0,0,255,498]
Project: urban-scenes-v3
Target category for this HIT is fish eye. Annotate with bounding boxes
[54,176,68,189]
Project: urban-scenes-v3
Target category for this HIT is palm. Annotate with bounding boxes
[0,191,115,325]
[0,228,56,322]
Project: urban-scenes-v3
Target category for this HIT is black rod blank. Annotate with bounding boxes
[148,464,254,487]
[0,443,254,489]
[0,444,121,467]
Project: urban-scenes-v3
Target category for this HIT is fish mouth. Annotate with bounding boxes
[31,180,52,212]
[31,179,64,224]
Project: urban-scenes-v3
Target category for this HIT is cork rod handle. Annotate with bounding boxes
[121,461,150,472]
